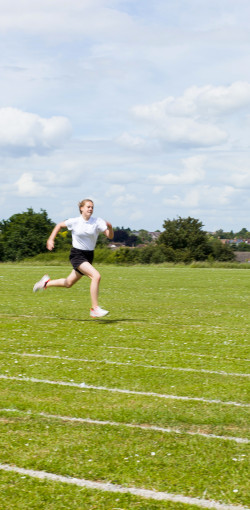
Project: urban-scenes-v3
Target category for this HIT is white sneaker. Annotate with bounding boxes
[90,306,109,318]
[33,274,50,292]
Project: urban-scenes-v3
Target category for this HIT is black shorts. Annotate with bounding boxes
[69,247,94,275]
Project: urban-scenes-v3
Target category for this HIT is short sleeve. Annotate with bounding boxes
[96,217,107,233]
[64,218,75,231]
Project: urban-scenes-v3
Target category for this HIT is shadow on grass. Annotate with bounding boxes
[1,313,148,324]
[58,317,148,324]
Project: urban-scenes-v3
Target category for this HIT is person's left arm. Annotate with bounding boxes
[103,221,114,240]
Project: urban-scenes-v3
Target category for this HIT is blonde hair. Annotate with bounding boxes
[78,199,94,213]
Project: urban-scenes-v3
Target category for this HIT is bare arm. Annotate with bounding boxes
[47,221,67,251]
[103,221,114,240]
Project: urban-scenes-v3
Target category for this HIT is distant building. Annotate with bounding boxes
[220,238,250,245]
[234,251,250,263]
[149,231,161,241]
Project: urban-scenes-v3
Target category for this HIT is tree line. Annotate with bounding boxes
[0,208,246,264]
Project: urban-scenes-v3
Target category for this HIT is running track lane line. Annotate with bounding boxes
[0,374,249,407]
[1,351,248,378]
[0,463,248,510]
[1,408,248,444]
[0,337,249,363]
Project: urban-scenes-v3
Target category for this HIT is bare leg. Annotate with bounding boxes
[46,270,82,289]
[77,261,101,309]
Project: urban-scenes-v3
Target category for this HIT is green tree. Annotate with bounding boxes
[0,208,55,261]
[56,229,72,250]
[112,247,135,264]
[232,242,250,252]
[214,229,234,239]
[113,227,130,244]
[137,229,153,243]
[236,228,250,239]
[158,216,211,261]
[208,238,235,261]
[125,234,139,247]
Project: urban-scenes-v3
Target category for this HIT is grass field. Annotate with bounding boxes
[0,264,249,510]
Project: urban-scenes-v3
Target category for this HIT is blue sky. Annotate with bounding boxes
[1,0,250,232]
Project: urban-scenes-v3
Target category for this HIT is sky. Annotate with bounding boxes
[0,0,250,233]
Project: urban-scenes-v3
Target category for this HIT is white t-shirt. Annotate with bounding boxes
[65,216,107,250]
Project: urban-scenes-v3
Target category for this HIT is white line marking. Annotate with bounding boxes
[0,332,249,363]
[0,351,248,378]
[107,346,250,362]
[112,347,250,361]
[0,463,247,510]
[0,374,249,407]
[1,408,248,444]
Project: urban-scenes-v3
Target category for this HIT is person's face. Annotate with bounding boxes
[81,201,94,219]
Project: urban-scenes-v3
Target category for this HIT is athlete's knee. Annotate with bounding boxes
[64,278,73,288]
[94,271,101,283]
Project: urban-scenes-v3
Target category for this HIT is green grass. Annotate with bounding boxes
[0,265,249,509]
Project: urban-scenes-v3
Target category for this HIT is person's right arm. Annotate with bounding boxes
[46,221,67,251]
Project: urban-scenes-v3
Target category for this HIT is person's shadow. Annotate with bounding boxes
[59,317,148,324]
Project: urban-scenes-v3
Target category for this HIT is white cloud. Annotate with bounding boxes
[149,156,206,185]
[116,132,146,150]
[229,170,250,188]
[106,184,125,197]
[185,82,250,116]
[132,111,227,149]
[0,0,137,41]
[105,171,137,184]
[163,184,237,209]
[219,185,237,204]
[129,210,144,221]
[153,185,164,194]
[15,172,46,197]
[0,108,71,155]
[163,189,200,208]
[131,82,250,148]
[135,82,250,119]
[163,118,227,147]
[113,193,137,207]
